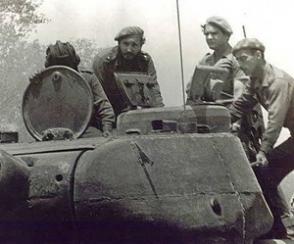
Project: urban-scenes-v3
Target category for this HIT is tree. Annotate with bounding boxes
[70,38,102,70]
[0,0,46,62]
[0,1,104,142]
[0,0,46,141]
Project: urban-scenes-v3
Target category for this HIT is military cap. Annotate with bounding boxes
[45,40,80,68]
[204,16,233,35]
[232,38,265,55]
[114,26,145,41]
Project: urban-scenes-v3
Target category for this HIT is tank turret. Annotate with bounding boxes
[0,66,274,243]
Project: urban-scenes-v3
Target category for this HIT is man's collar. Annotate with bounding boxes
[105,46,120,63]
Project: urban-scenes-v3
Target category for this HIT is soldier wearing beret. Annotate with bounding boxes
[231,38,294,239]
[92,26,164,116]
[43,41,115,137]
[186,16,245,103]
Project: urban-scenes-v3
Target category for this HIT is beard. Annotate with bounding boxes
[122,52,136,60]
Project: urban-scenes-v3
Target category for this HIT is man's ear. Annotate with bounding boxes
[225,34,230,43]
[141,37,146,46]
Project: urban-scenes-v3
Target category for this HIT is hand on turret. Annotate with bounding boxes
[251,151,269,167]
[102,123,113,138]
[231,120,241,133]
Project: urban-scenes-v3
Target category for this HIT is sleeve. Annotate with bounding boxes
[232,61,248,100]
[185,80,193,104]
[88,73,115,127]
[198,54,210,65]
[147,57,164,107]
[230,82,258,122]
[233,79,246,99]
[215,57,234,70]
[216,55,245,98]
[231,55,245,79]
[260,80,291,153]
[92,54,106,87]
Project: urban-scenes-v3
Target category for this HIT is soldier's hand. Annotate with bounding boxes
[252,151,269,167]
[216,59,233,70]
[102,123,113,138]
[102,130,112,138]
[231,121,241,133]
[209,79,224,100]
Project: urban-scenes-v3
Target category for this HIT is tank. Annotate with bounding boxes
[0,66,275,243]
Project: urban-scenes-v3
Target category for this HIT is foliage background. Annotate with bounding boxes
[0,0,293,211]
[0,0,100,141]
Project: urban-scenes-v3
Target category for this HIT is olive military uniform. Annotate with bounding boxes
[44,40,115,135]
[93,46,164,116]
[80,70,115,131]
[231,63,294,153]
[231,62,294,238]
[186,44,245,102]
[186,16,245,102]
[231,38,294,239]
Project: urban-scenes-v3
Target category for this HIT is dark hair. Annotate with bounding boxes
[201,23,231,37]
[242,49,265,60]
[118,35,146,45]
[45,41,80,70]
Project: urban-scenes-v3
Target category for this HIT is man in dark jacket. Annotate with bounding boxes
[92,26,164,116]
[44,40,115,137]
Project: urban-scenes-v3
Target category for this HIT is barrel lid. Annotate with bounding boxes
[22,66,93,141]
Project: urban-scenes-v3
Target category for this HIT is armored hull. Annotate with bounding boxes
[0,67,274,243]
[0,106,273,243]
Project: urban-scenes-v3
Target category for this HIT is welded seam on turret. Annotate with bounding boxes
[130,141,159,199]
[69,149,92,243]
[211,138,247,243]
[81,191,248,203]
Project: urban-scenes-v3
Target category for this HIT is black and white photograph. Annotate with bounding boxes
[0,0,293,243]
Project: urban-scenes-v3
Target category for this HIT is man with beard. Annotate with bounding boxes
[92,26,164,116]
